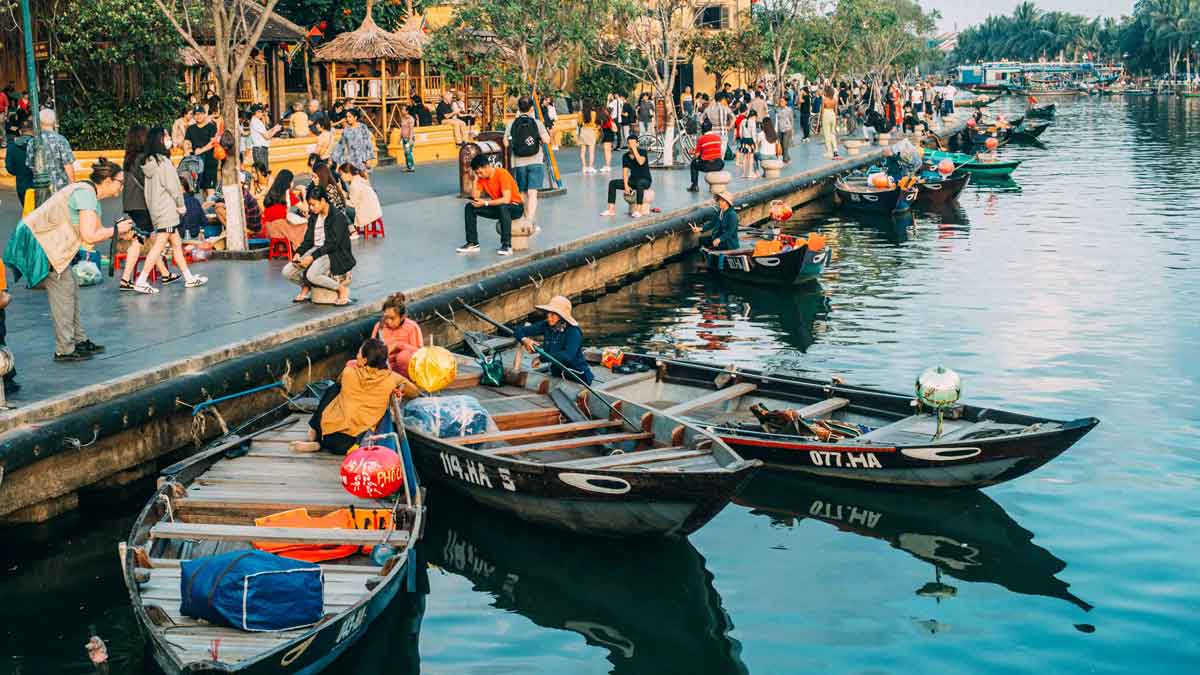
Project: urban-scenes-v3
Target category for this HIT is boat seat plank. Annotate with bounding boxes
[599,370,656,391]
[855,415,973,444]
[150,522,409,546]
[174,499,400,524]
[453,419,621,445]
[664,383,757,415]
[488,407,563,430]
[552,447,707,470]
[796,397,850,418]
[243,446,345,460]
[482,432,654,457]
[148,558,381,574]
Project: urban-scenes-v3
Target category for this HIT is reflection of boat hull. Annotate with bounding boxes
[733,472,1092,610]
[425,489,749,675]
[915,172,971,208]
[834,179,916,214]
[596,354,1099,488]
[702,242,828,285]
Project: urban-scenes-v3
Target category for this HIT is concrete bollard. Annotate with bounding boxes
[623,188,655,215]
[498,218,536,250]
[704,170,732,195]
[759,159,784,179]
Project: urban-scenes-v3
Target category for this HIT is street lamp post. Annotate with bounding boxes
[19,0,51,207]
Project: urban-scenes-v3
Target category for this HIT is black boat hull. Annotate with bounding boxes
[1027,104,1056,118]
[702,243,828,285]
[834,181,916,214]
[915,172,971,208]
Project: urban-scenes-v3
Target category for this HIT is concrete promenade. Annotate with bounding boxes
[0,131,916,434]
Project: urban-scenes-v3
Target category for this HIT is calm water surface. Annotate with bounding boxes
[3,96,1199,674]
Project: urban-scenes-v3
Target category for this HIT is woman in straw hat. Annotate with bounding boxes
[690,191,740,251]
[513,295,594,385]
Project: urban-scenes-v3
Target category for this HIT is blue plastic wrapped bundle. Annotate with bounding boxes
[404,395,495,438]
[180,550,323,631]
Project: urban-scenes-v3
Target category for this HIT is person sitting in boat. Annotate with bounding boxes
[291,338,420,454]
[690,191,739,251]
[372,291,423,375]
[881,147,907,182]
[513,295,594,385]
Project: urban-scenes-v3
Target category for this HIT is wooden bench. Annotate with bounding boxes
[664,383,757,416]
[388,124,461,163]
[796,397,850,418]
[552,447,707,470]
[481,432,654,458]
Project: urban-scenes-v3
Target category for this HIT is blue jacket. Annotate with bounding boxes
[704,206,740,251]
[513,320,594,385]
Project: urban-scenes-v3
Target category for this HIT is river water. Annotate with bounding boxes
[3,95,1198,674]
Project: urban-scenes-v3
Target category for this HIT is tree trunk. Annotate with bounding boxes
[221,83,247,252]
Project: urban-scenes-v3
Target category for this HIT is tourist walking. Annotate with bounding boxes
[600,135,652,219]
[136,127,208,293]
[6,120,34,210]
[704,93,734,159]
[120,125,169,290]
[4,158,131,361]
[681,86,694,120]
[578,103,598,174]
[798,87,812,143]
[737,110,759,178]
[330,108,375,175]
[30,109,76,193]
[505,96,551,225]
[598,107,616,173]
[457,154,524,256]
[399,107,416,173]
[819,85,840,160]
[687,119,725,193]
[284,186,355,306]
[606,93,622,149]
[620,95,635,149]
[775,97,794,162]
[637,93,654,136]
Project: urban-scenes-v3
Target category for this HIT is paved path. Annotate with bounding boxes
[0,135,868,421]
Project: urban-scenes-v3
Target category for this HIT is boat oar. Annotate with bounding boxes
[456,299,641,431]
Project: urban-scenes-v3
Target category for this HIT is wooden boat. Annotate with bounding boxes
[925,150,1020,178]
[403,357,761,538]
[426,488,748,673]
[594,354,1098,488]
[834,176,916,214]
[701,232,829,286]
[1180,91,1200,98]
[119,413,426,675]
[1026,103,1056,118]
[734,472,1093,610]
[1012,121,1050,140]
[915,171,971,208]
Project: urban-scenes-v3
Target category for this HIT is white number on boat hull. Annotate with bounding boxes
[808,451,882,469]
[335,607,366,644]
[439,452,516,491]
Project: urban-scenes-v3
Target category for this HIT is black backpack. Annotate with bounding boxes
[510,115,541,157]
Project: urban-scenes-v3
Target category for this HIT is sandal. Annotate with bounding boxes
[119,279,135,291]
[160,273,182,285]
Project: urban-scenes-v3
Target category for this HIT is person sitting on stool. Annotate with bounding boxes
[283,185,355,306]
[690,190,740,251]
[513,295,594,385]
[687,118,725,192]
[457,154,524,257]
[600,135,652,218]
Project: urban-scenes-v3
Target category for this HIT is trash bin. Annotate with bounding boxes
[458,131,509,198]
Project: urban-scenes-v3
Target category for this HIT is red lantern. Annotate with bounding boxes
[936,159,954,175]
[341,446,405,499]
[985,137,999,150]
[319,21,328,31]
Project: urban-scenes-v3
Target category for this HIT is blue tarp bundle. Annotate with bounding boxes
[403,395,493,438]
[180,550,324,632]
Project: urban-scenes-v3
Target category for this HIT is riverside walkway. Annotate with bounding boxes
[0,135,908,433]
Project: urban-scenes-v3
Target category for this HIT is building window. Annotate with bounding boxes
[696,5,730,30]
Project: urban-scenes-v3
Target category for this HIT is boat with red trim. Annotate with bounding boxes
[593,354,1097,488]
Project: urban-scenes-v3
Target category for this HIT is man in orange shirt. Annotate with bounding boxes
[458,153,525,256]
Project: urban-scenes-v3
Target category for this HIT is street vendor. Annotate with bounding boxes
[291,338,420,455]
[690,191,740,251]
[513,295,594,385]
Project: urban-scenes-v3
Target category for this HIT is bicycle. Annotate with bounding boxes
[637,116,696,166]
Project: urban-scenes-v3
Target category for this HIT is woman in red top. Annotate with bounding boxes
[371,292,423,374]
[262,170,306,249]
[597,107,616,174]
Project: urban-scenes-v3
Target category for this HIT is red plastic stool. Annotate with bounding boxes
[363,218,385,239]
[115,253,166,282]
[268,237,293,260]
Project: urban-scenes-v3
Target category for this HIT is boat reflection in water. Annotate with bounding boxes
[325,563,428,675]
[425,490,749,675]
[735,472,1092,611]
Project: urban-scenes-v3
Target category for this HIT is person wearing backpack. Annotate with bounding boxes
[505,96,551,226]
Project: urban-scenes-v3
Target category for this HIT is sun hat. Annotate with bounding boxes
[714,191,735,207]
[535,295,578,327]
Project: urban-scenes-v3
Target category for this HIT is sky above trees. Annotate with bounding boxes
[929,0,1132,32]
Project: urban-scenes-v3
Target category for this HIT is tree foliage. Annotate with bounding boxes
[44,0,187,149]
[953,0,1200,78]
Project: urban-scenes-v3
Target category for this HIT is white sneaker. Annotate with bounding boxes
[600,166,611,173]
[133,282,159,294]
[185,275,208,288]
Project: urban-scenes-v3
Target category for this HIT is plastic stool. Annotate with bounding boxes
[268,238,293,260]
[363,219,385,239]
[114,253,165,282]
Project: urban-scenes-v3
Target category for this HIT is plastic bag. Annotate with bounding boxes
[407,346,458,393]
[72,260,102,287]
[403,395,495,438]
